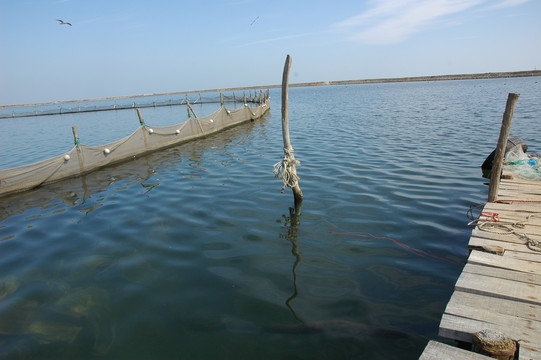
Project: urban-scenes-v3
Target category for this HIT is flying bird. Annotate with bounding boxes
[250,16,259,26]
[56,19,72,26]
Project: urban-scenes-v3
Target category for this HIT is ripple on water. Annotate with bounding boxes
[0,78,540,359]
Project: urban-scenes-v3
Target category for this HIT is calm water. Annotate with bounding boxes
[1,78,540,359]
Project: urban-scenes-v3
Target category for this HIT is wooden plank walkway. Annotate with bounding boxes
[420,175,541,359]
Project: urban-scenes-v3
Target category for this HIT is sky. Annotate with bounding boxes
[0,0,540,106]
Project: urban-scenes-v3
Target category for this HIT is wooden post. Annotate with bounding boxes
[220,93,224,107]
[488,93,519,202]
[137,108,144,126]
[136,108,150,150]
[72,125,84,172]
[71,126,79,149]
[472,329,516,359]
[281,54,303,206]
[186,99,204,134]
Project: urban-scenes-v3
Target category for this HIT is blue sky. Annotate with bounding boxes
[1,0,539,105]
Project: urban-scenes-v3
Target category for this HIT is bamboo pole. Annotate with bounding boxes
[487,93,520,202]
[281,54,303,206]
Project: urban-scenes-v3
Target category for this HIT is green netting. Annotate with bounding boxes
[503,144,541,180]
[0,95,270,197]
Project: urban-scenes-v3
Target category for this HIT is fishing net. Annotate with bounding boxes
[0,91,265,119]
[503,145,541,180]
[0,94,270,197]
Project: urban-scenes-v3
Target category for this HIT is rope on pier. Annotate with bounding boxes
[468,213,541,252]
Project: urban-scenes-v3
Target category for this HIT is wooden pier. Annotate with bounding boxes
[420,93,540,359]
[420,174,541,359]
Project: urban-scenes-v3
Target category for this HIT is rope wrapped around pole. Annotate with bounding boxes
[274,148,301,193]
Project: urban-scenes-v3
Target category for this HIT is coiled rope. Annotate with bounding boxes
[273,148,300,193]
[468,211,541,252]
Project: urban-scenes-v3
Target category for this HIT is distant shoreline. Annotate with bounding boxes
[3,70,540,109]
[290,70,541,88]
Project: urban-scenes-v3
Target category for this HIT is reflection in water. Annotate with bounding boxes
[0,113,269,357]
[281,204,305,324]
[0,114,267,223]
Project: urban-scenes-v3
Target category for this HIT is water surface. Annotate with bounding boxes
[1,77,540,359]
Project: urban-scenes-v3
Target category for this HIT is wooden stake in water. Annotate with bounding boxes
[71,126,79,149]
[72,125,84,172]
[488,93,519,202]
[186,100,204,135]
[137,108,144,126]
[277,54,303,206]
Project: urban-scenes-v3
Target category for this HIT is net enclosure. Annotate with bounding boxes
[0,92,270,197]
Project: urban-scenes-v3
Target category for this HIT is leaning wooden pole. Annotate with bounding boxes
[487,93,520,202]
[274,54,303,206]
[71,125,84,172]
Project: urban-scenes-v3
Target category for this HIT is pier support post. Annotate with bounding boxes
[488,93,519,202]
[472,329,516,359]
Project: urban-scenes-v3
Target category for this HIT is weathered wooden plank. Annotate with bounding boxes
[504,249,541,264]
[468,250,541,275]
[497,190,541,201]
[499,178,541,186]
[447,290,541,321]
[471,227,541,246]
[444,294,541,341]
[469,235,534,253]
[498,191,541,199]
[468,237,541,261]
[441,312,540,352]
[498,186,541,196]
[419,341,493,360]
[455,271,541,305]
[439,314,541,360]
[476,207,541,226]
[519,345,541,360]
[462,263,541,286]
[483,202,541,213]
[499,179,541,188]
[439,313,539,351]
[439,313,499,342]
[500,177,541,186]
[492,201,541,209]
[470,236,526,253]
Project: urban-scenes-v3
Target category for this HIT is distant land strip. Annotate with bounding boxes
[2,70,540,109]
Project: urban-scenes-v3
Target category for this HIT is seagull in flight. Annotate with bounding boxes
[250,16,259,26]
[56,19,72,26]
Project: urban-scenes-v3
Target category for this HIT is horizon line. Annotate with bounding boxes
[2,69,540,109]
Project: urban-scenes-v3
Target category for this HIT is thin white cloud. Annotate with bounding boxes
[333,0,498,44]
[235,31,327,47]
[487,0,530,9]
